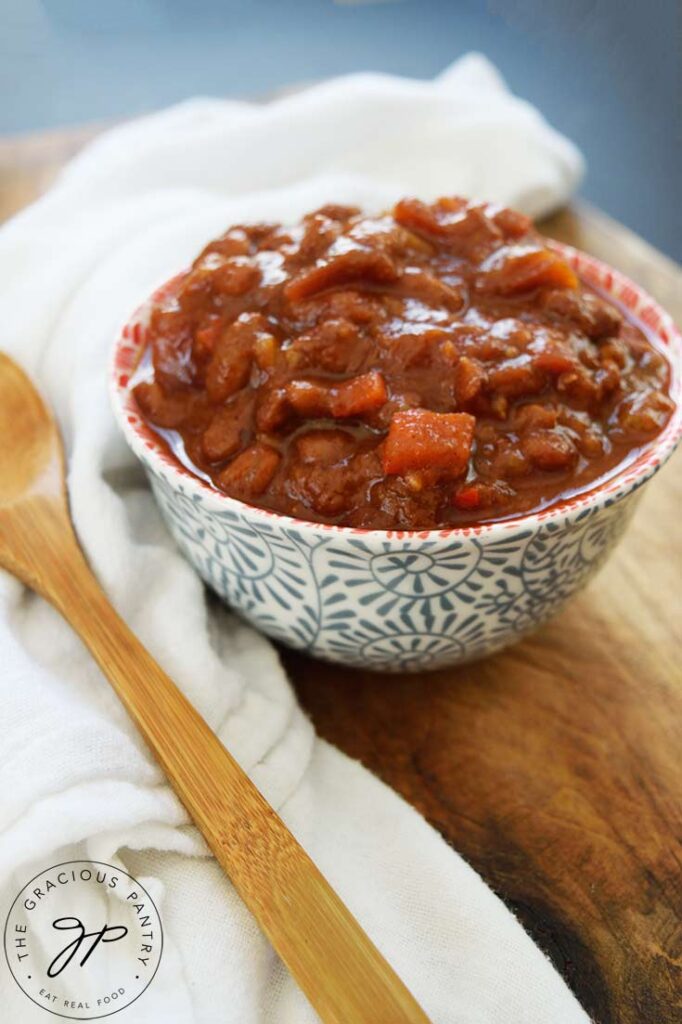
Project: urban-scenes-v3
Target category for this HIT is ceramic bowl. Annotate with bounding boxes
[111,243,682,672]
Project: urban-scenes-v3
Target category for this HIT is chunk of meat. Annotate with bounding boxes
[383,409,475,477]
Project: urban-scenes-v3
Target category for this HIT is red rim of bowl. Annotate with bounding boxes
[110,240,682,541]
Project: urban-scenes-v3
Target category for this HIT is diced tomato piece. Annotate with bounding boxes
[330,371,387,417]
[285,249,398,303]
[383,409,475,477]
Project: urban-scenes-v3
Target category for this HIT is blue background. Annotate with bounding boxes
[2,0,680,259]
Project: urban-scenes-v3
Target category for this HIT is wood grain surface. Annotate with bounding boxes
[2,125,680,1024]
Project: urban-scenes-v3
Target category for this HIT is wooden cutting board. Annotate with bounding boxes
[2,129,680,1024]
[287,206,682,1024]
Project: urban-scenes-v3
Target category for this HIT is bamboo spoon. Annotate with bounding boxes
[0,352,431,1024]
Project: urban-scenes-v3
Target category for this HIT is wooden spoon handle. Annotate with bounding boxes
[44,538,431,1024]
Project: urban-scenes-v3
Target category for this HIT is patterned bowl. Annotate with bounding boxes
[111,243,682,672]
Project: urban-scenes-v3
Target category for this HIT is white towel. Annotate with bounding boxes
[0,55,589,1023]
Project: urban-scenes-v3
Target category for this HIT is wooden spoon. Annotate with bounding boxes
[0,352,431,1024]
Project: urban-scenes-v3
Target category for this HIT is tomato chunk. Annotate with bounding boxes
[383,409,475,477]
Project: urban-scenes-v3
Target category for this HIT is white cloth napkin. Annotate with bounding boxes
[0,55,589,1023]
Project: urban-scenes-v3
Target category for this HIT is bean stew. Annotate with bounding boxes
[133,197,674,528]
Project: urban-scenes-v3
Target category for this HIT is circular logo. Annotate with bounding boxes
[4,861,163,1019]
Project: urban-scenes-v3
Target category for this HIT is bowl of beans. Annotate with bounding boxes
[111,196,681,672]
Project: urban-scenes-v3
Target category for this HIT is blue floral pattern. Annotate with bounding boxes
[145,465,637,672]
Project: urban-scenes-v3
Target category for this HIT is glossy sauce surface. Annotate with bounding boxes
[133,197,674,528]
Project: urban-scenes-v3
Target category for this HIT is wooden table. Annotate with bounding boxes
[2,126,680,1024]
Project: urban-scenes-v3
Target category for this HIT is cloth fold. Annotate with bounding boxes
[0,55,588,1022]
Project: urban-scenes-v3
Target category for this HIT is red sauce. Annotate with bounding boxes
[133,196,674,528]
